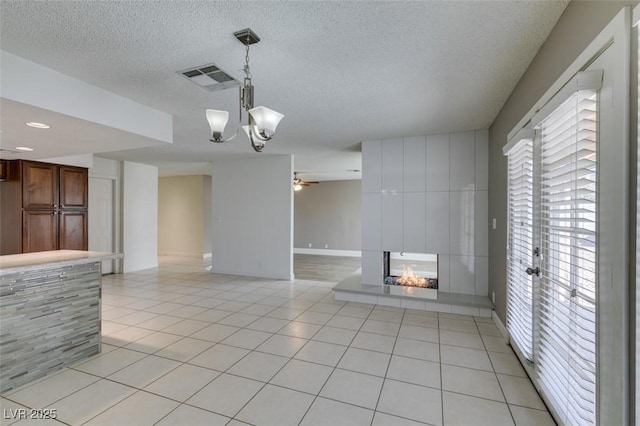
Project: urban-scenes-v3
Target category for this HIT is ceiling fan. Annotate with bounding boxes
[293,172,319,191]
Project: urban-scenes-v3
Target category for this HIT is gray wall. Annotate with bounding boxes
[488,1,637,324]
[294,180,361,251]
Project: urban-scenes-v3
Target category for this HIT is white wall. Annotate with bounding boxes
[361,130,489,296]
[158,175,207,258]
[122,161,158,272]
[42,154,94,168]
[89,156,121,272]
[211,155,293,280]
[1,51,173,143]
[91,156,120,177]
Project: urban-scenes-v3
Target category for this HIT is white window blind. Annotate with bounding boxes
[505,136,534,361]
[536,88,598,425]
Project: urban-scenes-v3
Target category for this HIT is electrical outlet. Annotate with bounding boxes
[492,218,497,230]
[324,244,328,248]
[308,243,312,248]
[492,291,496,304]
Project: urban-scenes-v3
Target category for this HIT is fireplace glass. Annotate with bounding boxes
[383,252,438,289]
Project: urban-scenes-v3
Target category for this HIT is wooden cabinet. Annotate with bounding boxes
[0,160,8,181]
[23,161,58,209]
[59,166,88,209]
[59,211,88,250]
[1,160,88,254]
[23,210,58,253]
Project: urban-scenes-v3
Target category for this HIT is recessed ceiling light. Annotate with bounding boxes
[25,122,50,129]
[15,146,34,152]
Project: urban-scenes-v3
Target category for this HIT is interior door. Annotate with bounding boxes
[88,177,114,274]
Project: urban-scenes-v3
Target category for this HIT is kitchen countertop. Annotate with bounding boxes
[0,250,123,275]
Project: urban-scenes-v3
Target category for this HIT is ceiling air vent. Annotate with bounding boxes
[178,62,241,92]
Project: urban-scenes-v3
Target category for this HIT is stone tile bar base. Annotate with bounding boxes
[0,262,101,392]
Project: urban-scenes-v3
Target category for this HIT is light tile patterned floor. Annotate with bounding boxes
[1,257,555,425]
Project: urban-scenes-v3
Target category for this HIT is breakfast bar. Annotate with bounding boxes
[0,250,122,392]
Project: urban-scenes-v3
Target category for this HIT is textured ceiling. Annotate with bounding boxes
[0,1,568,180]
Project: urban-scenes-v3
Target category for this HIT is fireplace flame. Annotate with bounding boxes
[397,265,429,287]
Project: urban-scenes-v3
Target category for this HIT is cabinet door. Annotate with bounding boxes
[59,211,88,250]
[59,166,88,209]
[0,160,8,181]
[22,161,58,209]
[23,210,57,252]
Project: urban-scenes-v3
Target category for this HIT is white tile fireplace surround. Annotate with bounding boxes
[335,130,492,316]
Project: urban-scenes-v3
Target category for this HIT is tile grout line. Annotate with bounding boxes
[219,283,349,424]
[370,306,406,426]
[6,257,552,425]
[298,302,376,425]
[475,315,516,425]
[438,312,446,426]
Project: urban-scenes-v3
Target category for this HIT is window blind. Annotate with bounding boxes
[505,136,535,361]
[536,88,598,425]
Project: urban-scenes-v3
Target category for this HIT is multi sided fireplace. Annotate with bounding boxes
[383,252,438,298]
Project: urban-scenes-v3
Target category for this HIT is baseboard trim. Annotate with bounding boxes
[492,310,510,344]
[210,267,293,281]
[294,248,361,257]
[158,251,206,259]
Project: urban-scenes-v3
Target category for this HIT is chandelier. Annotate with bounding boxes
[206,28,284,152]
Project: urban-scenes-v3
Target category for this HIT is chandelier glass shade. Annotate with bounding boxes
[206,29,284,152]
[206,110,229,142]
[248,106,284,139]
